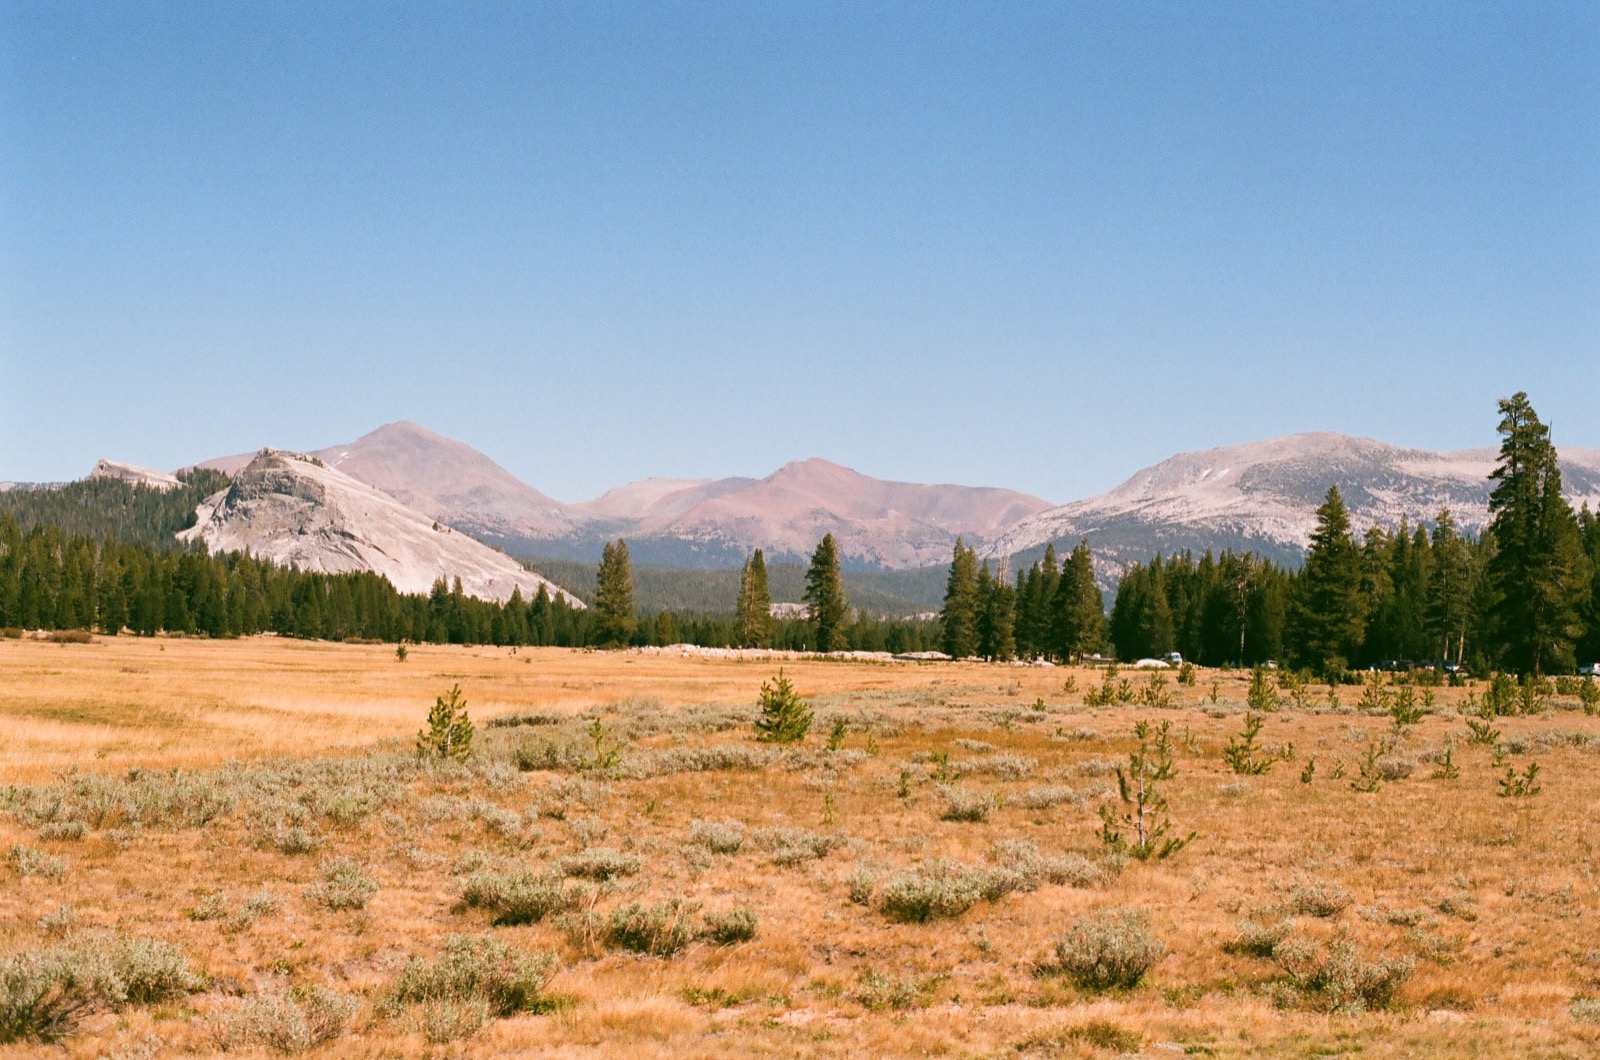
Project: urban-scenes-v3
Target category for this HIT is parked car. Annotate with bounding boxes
[1581,663,1600,677]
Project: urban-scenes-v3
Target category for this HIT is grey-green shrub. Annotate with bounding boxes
[384,935,556,1020]
[688,819,745,854]
[878,860,1019,923]
[308,858,377,911]
[460,868,580,925]
[1049,910,1166,990]
[1289,878,1352,918]
[216,983,357,1054]
[602,899,704,956]
[0,933,203,1043]
[557,847,642,881]
[1270,931,1413,1012]
[938,787,993,823]
[704,908,758,944]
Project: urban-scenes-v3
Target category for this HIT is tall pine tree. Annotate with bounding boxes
[803,534,849,652]
[1288,486,1367,671]
[1051,540,1104,662]
[940,538,980,658]
[735,549,773,648]
[1485,392,1587,673]
[594,539,638,648]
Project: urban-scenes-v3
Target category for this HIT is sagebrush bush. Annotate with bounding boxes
[601,899,704,956]
[35,821,86,842]
[557,847,642,880]
[1048,910,1166,990]
[749,826,844,866]
[989,840,1103,889]
[878,859,1018,922]
[704,908,759,944]
[384,935,556,1021]
[1270,931,1414,1012]
[1223,918,1292,958]
[460,867,580,925]
[854,969,930,1011]
[0,933,204,1043]
[938,786,993,823]
[308,857,377,911]
[1016,785,1083,810]
[216,983,357,1054]
[688,819,745,854]
[1290,878,1352,918]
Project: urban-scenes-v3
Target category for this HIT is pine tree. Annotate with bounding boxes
[735,549,773,648]
[940,538,980,658]
[1052,540,1104,661]
[1427,509,1474,665]
[978,561,1016,660]
[1288,486,1367,671]
[417,684,474,761]
[594,539,638,648]
[753,669,812,744]
[803,534,849,652]
[1485,393,1588,673]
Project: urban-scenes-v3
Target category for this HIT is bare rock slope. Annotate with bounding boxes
[179,450,580,606]
[89,459,181,492]
[989,433,1600,573]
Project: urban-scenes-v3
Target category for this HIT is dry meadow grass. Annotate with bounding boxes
[3,634,1600,1057]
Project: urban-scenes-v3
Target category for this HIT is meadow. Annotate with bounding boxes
[2,634,1598,1057]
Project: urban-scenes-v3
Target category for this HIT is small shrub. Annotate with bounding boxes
[749,826,844,865]
[217,983,357,1054]
[1290,878,1352,918]
[688,819,745,854]
[1016,785,1081,810]
[307,858,377,911]
[938,786,993,823]
[878,859,1017,922]
[557,847,642,881]
[1224,918,1292,959]
[1047,909,1166,990]
[383,934,556,1020]
[990,840,1103,889]
[1018,1021,1143,1053]
[603,899,704,956]
[854,968,932,1011]
[754,670,812,744]
[1571,997,1600,1023]
[189,892,229,922]
[847,863,881,906]
[460,868,579,925]
[6,844,64,879]
[1498,762,1542,798]
[35,821,86,842]
[704,908,758,944]
[1271,931,1414,1012]
[46,630,92,644]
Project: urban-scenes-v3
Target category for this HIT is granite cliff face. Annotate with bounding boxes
[178,450,580,606]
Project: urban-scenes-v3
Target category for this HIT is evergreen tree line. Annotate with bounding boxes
[0,517,937,652]
[0,470,232,546]
[938,394,1600,675]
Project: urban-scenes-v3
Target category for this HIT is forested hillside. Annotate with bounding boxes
[0,470,231,546]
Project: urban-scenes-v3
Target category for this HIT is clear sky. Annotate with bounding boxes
[3,1,1596,503]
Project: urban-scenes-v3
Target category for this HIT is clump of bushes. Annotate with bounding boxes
[215,983,357,1054]
[1269,930,1414,1012]
[1289,878,1352,919]
[989,840,1103,889]
[938,786,993,823]
[877,859,1018,923]
[0,933,204,1043]
[687,819,745,854]
[1044,909,1166,990]
[381,935,556,1042]
[572,899,757,956]
[307,857,377,911]
[749,826,844,866]
[557,847,642,880]
[460,867,582,925]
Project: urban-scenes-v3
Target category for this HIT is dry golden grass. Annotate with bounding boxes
[2,633,1599,1057]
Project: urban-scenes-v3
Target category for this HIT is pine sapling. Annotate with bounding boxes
[1098,720,1194,861]
[1464,718,1500,746]
[753,670,812,744]
[417,684,474,762]
[1498,762,1541,798]
[826,718,848,751]
[1222,712,1291,775]
[1431,744,1460,780]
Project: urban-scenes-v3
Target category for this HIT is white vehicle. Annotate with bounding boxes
[1580,663,1600,678]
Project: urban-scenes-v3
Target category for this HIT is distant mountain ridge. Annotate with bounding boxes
[986,432,1600,578]
[200,422,1055,570]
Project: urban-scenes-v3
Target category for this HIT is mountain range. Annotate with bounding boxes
[17,420,1600,611]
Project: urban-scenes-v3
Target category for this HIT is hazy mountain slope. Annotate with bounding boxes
[619,458,1054,569]
[178,450,581,606]
[89,459,181,491]
[577,477,756,522]
[989,433,1600,575]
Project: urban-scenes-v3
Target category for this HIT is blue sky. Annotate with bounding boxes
[3,1,1596,502]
